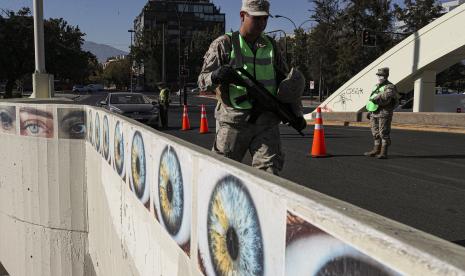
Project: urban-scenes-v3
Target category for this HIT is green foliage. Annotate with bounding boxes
[102,57,131,90]
[0,8,97,98]
[394,0,444,34]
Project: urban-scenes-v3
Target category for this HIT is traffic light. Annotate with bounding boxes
[362,29,376,47]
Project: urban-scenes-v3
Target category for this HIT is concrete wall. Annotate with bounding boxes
[1,101,465,275]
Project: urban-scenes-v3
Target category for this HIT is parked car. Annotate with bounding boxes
[86,84,104,92]
[100,92,159,128]
[72,85,87,93]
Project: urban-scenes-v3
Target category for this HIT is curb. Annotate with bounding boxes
[308,120,465,134]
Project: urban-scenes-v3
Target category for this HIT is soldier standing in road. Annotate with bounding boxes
[364,67,399,159]
[198,0,306,175]
[158,84,170,129]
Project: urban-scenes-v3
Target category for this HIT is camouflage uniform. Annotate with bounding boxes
[198,34,289,174]
[365,67,398,159]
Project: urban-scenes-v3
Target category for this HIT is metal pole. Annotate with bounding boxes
[33,0,46,73]
[318,56,323,102]
[128,30,134,92]
[162,23,166,83]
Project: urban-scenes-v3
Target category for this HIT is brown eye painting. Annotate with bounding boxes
[19,107,54,138]
[58,108,86,139]
[0,106,16,135]
[285,211,400,276]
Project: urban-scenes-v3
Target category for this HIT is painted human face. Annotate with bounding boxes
[0,106,16,135]
[19,107,54,138]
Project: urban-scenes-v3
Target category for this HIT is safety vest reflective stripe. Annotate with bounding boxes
[242,56,273,66]
[228,32,277,109]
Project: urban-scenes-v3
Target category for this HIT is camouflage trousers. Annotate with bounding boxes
[370,115,393,146]
[212,121,284,175]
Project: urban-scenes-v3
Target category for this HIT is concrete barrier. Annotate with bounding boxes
[310,111,465,128]
[0,101,464,275]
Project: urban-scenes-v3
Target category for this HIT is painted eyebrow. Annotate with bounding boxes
[61,110,85,121]
[20,107,53,119]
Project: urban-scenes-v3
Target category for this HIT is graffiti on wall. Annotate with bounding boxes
[333,87,365,110]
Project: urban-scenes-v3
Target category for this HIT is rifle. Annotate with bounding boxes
[230,67,306,136]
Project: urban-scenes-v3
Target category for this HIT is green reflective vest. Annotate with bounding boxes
[228,32,277,109]
[159,88,170,104]
[366,84,385,112]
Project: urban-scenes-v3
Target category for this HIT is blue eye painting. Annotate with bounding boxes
[156,146,191,255]
[102,115,110,161]
[129,131,149,206]
[113,121,125,179]
[94,113,101,152]
[88,111,93,144]
[206,175,264,276]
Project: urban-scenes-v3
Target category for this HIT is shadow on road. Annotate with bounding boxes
[391,154,465,159]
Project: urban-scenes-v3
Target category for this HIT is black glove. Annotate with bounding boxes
[296,116,307,131]
[366,112,371,120]
[211,65,237,85]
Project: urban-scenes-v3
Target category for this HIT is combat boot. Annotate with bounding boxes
[376,145,388,159]
[364,144,381,157]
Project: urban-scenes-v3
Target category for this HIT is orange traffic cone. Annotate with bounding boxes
[311,107,328,158]
[181,105,190,130]
[199,104,209,134]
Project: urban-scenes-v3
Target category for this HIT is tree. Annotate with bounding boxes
[0,8,34,98]
[394,0,444,34]
[0,8,97,98]
[102,58,131,90]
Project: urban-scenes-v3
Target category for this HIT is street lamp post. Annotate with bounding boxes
[128,29,135,92]
[31,0,53,98]
[274,15,297,30]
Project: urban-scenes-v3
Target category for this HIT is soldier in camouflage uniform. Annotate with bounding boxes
[198,0,304,175]
[364,67,399,159]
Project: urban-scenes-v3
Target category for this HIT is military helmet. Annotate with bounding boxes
[376,67,389,77]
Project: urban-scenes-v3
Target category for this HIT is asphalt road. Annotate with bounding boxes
[76,92,465,245]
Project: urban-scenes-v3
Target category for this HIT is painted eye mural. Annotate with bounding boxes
[203,175,264,276]
[19,107,54,138]
[102,115,110,161]
[113,121,125,180]
[58,108,86,139]
[154,146,191,255]
[129,131,149,206]
[285,212,400,276]
[88,110,93,144]
[0,106,16,135]
[94,113,101,152]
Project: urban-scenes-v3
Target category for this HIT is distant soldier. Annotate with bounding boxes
[364,67,399,159]
[158,84,170,129]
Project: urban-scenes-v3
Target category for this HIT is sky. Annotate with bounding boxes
[2,0,315,51]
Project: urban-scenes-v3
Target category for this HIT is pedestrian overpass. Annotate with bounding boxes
[309,3,465,115]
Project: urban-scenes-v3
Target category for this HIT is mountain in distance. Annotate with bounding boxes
[82,41,128,63]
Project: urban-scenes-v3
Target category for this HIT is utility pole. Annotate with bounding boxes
[31,0,53,98]
[162,23,166,83]
[128,29,135,92]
